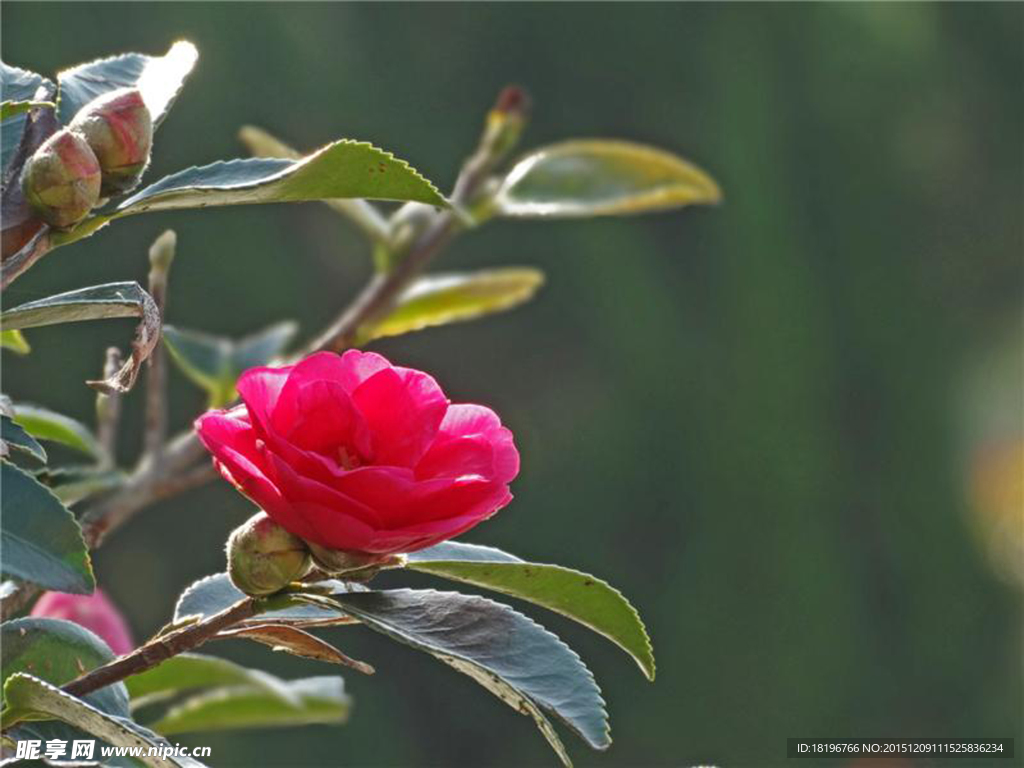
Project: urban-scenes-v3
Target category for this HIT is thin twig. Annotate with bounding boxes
[143,231,176,459]
[95,348,124,470]
[62,598,257,698]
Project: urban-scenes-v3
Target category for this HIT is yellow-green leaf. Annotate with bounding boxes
[0,329,31,354]
[496,139,721,218]
[1,100,54,121]
[360,268,545,343]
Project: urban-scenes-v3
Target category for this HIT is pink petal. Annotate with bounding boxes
[415,435,495,480]
[236,365,292,432]
[195,410,290,522]
[351,367,448,467]
[263,451,384,529]
[436,403,502,439]
[337,349,392,392]
[283,380,369,457]
[287,500,380,552]
[31,588,135,655]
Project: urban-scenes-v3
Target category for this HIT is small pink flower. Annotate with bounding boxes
[31,588,134,655]
[195,351,519,555]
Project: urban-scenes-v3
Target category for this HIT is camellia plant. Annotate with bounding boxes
[0,42,720,766]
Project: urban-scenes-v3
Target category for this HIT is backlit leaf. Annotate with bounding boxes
[496,139,721,218]
[359,268,544,343]
[409,543,655,680]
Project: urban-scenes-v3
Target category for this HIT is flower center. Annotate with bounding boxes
[337,445,362,471]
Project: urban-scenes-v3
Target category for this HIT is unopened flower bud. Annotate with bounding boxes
[227,512,312,597]
[21,129,101,229]
[308,542,401,579]
[70,88,153,195]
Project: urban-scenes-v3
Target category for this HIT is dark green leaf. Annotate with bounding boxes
[162,321,297,408]
[333,588,610,764]
[359,269,544,343]
[408,543,655,680]
[173,573,362,627]
[1,415,46,462]
[1,329,31,354]
[10,404,101,459]
[113,139,446,215]
[0,282,160,394]
[161,326,232,406]
[147,676,349,735]
[1,617,129,719]
[56,41,198,128]
[2,674,193,768]
[238,125,391,242]
[1,281,154,329]
[496,139,721,218]
[0,462,94,593]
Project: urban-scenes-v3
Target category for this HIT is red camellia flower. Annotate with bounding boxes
[31,589,135,655]
[195,351,519,556]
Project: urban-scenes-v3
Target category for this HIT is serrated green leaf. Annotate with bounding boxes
[1,617,129,720]
[1,415,46,462]
[1,100,54,121]
[162,321,297,408]
[359,268,545,343]
[1,329,31,354]
[1,282,153,330]
[238,125,391,242]
[496,139,721,218]
[0,462,94,593]
[2,674,192,768]
[56,41,197,129]
[147,676,349,736]
[174,573,363,628]
[112,139,445,218]
[10,404,101,459]
[50,137,443,248]
[333,588,610,765]
[0,282,160,394]
[408,543,655,681]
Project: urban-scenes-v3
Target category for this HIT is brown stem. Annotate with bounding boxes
[0,229,51,290]
[63,598,257,698]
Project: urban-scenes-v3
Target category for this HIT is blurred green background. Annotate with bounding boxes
[3,3,1022,766]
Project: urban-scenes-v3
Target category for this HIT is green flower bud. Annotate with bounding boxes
[21,129,102,229]
[69,88,153,195]
[227,513,312,597]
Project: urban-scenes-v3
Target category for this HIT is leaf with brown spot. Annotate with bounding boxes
[216,624,374,675]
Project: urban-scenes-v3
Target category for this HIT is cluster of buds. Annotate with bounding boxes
[226,513,402,597]
[21,88,153,229]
